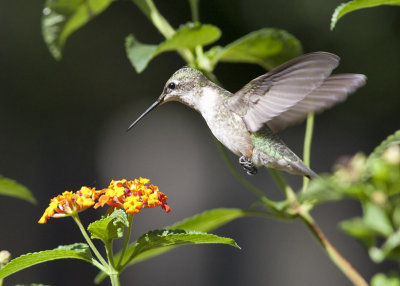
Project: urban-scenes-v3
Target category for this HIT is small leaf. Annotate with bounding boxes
[340,217,376,247]
[42,0,116,60]
[301,175,371,205]
[371,272,400,286]
[125,35,158,73]
[126,23,221,73]
[302,176,346,203]
[364,202,394,236]
[331,0,400,30]
[123,229,239,266]
[157,22,221,52]
[0,243,93,280]
[0,175,36,204]
[368,130,400,163]
[205,28,302,70]
[369,247,386,263]
[88,209,128,243]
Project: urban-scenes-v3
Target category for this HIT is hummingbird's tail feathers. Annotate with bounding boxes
[253,147,318,178]
[306,169,318,179]
[294,162,318,179]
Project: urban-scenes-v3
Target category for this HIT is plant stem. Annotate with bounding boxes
[72,214,109,269]
[105,242,115,268]
[299,212,368,286]
[105,242,121,286]
[109,273,121,286]
[120,242,139,270]
[188,0,200,22]
[116,214,134,269]
[268,169,288,194]
[132,0,195,64]
[302,112,314,192]
[132,0,174,38]
[73,215,121,285]
[269,168,368,285]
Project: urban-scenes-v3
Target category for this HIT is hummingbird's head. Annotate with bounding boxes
[127,67,207,131]
[158,67,207,108]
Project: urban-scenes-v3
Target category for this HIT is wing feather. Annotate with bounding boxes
[227,52,341,132]
[267,74,367,132]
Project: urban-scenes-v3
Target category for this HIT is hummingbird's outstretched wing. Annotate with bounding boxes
[266,73,366,132]
[226,52,364,133]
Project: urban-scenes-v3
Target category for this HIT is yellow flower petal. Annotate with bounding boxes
[123,196,143,214]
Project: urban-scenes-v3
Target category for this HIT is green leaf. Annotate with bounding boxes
[126,208,247,264]
[340,217,376,247]
[123,229,239,265]
[87,209,128,243]
[0,175,36,204]
[301,175,372,205]
[0,243,93,280]
[94,208,248,283]
[364,202,394,237]
[331,0,400,30]
[301,176,346,203]
[168,208,249,231]
[42,0,116,60]
[368,130,400,163]
[371,272,400,286]
[159,22,221,52]
[96,229,239,283]
[369,247,386,263]
[205,28,302,71]
[126,22,221,73]
[125,35,158,73]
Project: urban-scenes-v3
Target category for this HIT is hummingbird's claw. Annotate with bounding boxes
[239,156,258,175]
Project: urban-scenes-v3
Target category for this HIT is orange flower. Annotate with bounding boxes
[123,196,143,214]
[38,187,97,224]
[94,178,171,215]
[39,178,171,224]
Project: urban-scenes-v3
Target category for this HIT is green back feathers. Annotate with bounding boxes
[251,127,298,162]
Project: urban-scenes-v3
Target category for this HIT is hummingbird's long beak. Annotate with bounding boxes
[127,98,163,131]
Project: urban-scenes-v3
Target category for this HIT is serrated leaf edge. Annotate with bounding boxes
[0,247,93,280]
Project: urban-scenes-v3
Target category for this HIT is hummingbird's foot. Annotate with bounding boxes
[239,156,258,175]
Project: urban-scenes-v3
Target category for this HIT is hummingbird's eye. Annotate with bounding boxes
[168,82,176,90]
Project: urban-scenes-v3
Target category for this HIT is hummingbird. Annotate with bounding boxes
[127,52,366,178]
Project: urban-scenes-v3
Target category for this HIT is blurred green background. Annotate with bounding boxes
[0,0,399,285]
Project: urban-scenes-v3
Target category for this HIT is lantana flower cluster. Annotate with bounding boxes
[39,178,170,224]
